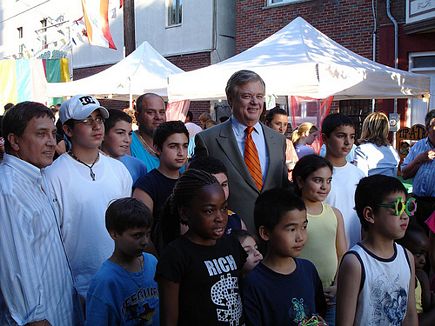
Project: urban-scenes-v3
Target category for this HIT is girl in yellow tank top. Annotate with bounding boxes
[293,154,348,326]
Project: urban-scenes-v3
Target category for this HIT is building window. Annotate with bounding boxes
[40,19,47,49]
[167,0,182,26]
[267,0,311,5]
[408,52,435,125]
[17,27,24,56]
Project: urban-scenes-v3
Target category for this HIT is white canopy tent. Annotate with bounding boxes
[47,41,183,99]
[168,17,430,102]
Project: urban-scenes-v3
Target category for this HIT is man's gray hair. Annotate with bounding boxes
[225,70,265,100]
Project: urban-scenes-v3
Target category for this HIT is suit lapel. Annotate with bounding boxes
[216,121,259,192]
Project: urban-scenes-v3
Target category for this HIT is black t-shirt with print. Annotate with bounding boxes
[156,235,247,326]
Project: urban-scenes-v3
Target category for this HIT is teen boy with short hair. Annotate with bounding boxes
[86,198,159,325]
[102,108,147,184]
[322,113,365,248]
[133,121,188,252]
[242,188,326,325]
[45,95,132,299]
[336,175,418,325]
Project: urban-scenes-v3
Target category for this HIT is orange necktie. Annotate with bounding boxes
[244,126,263,190]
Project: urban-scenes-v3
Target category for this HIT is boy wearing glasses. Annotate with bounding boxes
[45,95,132,302]
[336,175,418,326]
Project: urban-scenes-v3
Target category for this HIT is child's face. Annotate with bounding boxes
[409,236,429,270]
[265,209,308,258]
[305,130,319,145]
[373,191,409,240]
[213,172,229,200]
[103,120,132,158]
[323,125,355,159]
[66,110,105,150]
[156,133,188,170]
[184,183,228,245]
[268,114,288,135]
[113,226,150,258]
[298,166,332,203]
[241,236,263,273]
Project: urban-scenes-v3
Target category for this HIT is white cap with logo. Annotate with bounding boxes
[60,95,109,124]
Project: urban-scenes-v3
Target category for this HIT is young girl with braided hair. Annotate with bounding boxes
[155,169,247,326]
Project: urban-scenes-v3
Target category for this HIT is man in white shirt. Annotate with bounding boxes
[0,102,79,325]
[45,95,132,299]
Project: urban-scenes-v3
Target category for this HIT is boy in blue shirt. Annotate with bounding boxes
[86,198,159,325]
[102,109,148,184]
[242,188,326,325]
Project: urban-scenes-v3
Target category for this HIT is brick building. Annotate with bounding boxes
[235,0,435,129]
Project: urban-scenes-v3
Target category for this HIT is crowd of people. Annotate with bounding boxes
[0,69,434,325]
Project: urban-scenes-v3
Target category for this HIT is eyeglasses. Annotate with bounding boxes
[76,117,105,126]
[377,197,417,217]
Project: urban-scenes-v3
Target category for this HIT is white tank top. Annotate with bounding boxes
[349,242,411,326]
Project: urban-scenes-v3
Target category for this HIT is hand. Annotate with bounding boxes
[324,285,337,305]
[416,150,435,164]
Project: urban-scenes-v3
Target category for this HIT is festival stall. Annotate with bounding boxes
[47,41,183,99]
[167,17,430,102]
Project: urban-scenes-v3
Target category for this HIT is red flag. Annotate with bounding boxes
[81,0,117,49]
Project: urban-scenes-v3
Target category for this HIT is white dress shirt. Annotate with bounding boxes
[231,116,269,181]
[0,154,77,325]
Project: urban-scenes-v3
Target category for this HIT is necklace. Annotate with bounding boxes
[135,131,157,156]
[68,151,99,181]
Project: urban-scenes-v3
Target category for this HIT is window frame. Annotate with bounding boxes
[166,0,182,28]
[266,0,313,7]
[17,26,24,56]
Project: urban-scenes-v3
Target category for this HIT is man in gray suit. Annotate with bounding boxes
[195,70,288,232]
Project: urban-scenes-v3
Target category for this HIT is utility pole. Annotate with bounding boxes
[123,0,136,56]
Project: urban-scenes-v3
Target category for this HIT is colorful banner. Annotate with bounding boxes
[81,0,117,49]
[0,59,69,112]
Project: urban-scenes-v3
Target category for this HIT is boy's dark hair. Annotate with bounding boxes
[4,103,14,111]
[153,120,189,151]
[265,107,288,124]
[188,156,228,176]
[425,109,435,129]
[355,175,407,230]
[231,229,253,243]
[104,109,132,132]
[292,155,333,194]
[105,197,152,234]
[2,102,54,153]
[321,113,355,137]
[254,188,306,233]
[186,111,193,121]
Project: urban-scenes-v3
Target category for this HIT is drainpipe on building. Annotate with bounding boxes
[386,0,399,148]
[211,0,218,63]
[386,0,398,114]
[371,0,377,112]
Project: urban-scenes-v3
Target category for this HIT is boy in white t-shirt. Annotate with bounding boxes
[45,95,132,300]
[322,113,365,248]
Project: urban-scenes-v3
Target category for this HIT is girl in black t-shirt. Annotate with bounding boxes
[155,169,247,326]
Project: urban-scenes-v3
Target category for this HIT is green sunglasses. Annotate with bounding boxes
[377,197,417,217]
